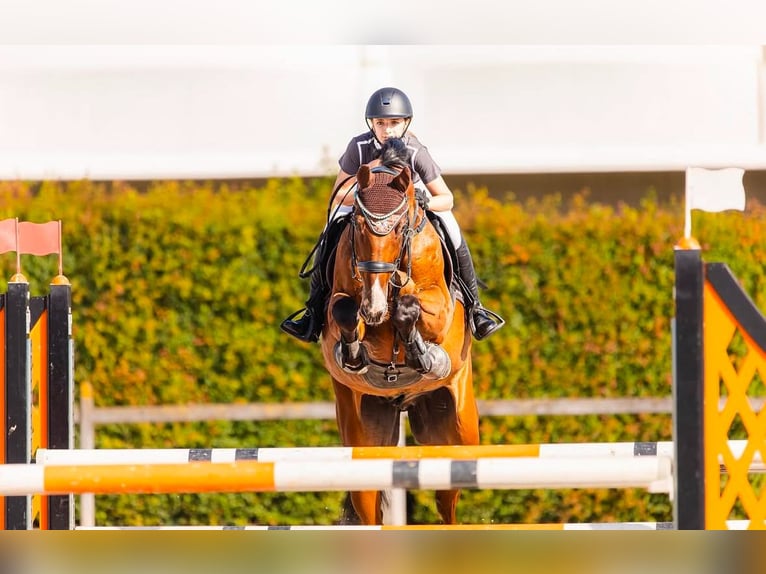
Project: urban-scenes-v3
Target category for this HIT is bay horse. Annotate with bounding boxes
[320,148,480,525]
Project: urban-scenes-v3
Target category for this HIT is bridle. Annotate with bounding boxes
[350,165,427,288]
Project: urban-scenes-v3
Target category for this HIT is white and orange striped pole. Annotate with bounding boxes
[2,457,673,496]
[36,440,761,470]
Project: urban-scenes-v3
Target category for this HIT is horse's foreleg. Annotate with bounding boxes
[435,491,459,524]
[392,294,451,380]
[408,380,480,525]
[331,296,369,374]
[333,382,401,525]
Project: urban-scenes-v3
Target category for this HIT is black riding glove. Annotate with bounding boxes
[414,187,430,211]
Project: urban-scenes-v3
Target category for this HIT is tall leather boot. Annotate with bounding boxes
[454,241,505,341]
[280,217,348,343]
[280,270,326,343]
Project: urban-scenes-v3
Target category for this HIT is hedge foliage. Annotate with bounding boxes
[1,177,763,527]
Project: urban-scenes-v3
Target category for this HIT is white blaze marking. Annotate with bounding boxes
[366,279,388,321]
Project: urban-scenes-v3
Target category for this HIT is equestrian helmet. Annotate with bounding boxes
[365,87,413,120]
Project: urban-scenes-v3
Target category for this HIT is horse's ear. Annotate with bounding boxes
[357,165,371,188]
[391,166,411,193]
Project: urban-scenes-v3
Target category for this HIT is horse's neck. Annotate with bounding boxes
[410,221,443,266]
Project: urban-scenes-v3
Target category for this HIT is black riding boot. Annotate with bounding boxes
[280,270,326,343]
[280,217,348,343]
[455,241,505,341]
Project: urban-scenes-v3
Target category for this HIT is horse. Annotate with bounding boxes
[319,149,480,525]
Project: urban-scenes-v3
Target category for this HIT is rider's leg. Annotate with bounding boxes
[431,209,505,341]
[280,209,351,343]
[454,239,505,340]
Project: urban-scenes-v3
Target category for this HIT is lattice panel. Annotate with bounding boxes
[704,283,766,529]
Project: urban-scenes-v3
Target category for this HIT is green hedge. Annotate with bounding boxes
[1,178,762,526]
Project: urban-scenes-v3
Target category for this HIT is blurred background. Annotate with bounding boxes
[1,44,764,200]
[0,45,766,188]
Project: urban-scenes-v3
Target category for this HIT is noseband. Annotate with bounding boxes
[351,165,427,286]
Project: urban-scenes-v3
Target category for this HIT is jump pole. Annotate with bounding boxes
[0,457,673,496]
[36,439,760,470]
[76,521,754,531]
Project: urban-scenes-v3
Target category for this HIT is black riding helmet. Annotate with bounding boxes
[365,87,413,139]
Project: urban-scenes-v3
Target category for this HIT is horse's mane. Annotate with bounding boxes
[378,138,410,170]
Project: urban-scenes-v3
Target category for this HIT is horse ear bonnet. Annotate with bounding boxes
[357,170,409,216]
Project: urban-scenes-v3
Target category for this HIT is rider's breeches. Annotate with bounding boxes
[417,184,462,248]
[430,209,462,248]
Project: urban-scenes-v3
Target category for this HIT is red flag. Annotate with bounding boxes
[0,218,17,254]
[18,221,60,256]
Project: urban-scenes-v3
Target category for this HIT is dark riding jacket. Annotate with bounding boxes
[338,133,442,186]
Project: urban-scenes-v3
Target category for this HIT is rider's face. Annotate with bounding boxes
[371,117,409,142]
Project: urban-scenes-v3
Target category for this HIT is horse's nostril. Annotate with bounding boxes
[361,307,386,326]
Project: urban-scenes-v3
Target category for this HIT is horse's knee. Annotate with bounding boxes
[332,297,359,334]
[392,294,420,334]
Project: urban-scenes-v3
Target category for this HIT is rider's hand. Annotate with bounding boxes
[414,188,430,211]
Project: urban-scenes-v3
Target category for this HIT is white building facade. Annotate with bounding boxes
[0,45,763,180]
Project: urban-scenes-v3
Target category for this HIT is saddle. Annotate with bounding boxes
[424,212,463,305]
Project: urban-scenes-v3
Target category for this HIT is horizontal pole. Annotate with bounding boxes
[76,398,676,425]
[74,396,765,424]
[76,520,756,531]
[0,457,673,495]
[37,440,761,470]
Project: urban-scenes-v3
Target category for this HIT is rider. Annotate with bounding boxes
[281,87,505,343]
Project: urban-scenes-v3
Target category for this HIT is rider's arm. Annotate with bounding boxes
[424,176,455,212]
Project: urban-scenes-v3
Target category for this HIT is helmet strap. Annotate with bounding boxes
[402,118,412,136]
[366,117,412,144]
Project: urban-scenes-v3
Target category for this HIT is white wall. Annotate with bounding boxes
[0,45,763,180]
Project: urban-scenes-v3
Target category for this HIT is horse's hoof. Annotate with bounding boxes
[343,363,369,375]
[334,341,369,375]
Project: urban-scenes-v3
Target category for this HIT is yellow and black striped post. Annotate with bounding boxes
[702,263,766,529]
[674,238,766,530]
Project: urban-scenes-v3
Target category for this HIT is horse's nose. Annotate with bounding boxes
[360,306,387,326]
[360,280,389,325]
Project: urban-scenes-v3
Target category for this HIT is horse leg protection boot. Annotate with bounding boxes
[455,241,505,341]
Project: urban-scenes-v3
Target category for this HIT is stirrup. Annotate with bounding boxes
[470,307,505,341]
[280,308,320,343]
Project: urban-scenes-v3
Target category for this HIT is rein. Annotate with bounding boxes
[298,174,357,279]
